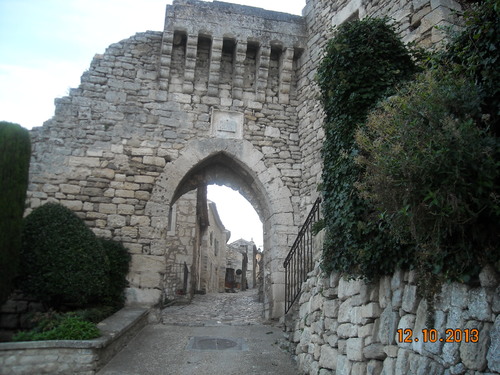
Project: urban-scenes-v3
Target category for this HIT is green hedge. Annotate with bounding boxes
[0,121,31,305]
[100,238,131,307]
[18,203,110,308]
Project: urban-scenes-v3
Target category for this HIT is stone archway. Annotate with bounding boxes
[144,138,296,319]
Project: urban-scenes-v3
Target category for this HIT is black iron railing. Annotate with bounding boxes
[283,197,322,314]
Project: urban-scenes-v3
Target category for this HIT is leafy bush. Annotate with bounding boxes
[12,312,100,341]
[0,121,31,305]
[18,203,110,308]
[439,0,500,135]
[317,18,420,278]
[356,70,500,283]
[100,238,131,307]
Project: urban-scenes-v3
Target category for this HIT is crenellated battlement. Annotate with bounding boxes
[158,0,306,105]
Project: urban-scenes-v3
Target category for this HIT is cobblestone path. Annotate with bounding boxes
[161,288,264,326]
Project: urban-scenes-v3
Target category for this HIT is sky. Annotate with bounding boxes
[0,0,304,250]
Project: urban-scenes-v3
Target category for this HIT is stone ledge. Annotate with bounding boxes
[0,307,149,374]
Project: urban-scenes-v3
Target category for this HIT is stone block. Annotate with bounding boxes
[115,189,135,198]
[395,348,411,374]
[378,304,399,345]
[134,175,155,184]
[361,302,381,319]
[367,359,383,375]
[130,255,165,274]
[411,299,428,354]
[346,337,364,361]
[108,214,126,227]
[99,203,117,214]
[467,288,492,321]
[338,323,357,338]
[121,226,138,238]
[487,315,500,372]
[397,314,416,349]
[391,269,404,291]
[68,156,100,167]
[60,184,81,194]
[382,356,397,375]
[310,293,324,313]
[118,204,135,215]
[358,323,374,338]
[384,345,399,358]
[336,354,351,375]
[338,277,364,299]
[324,299,340,318]
[460,320,490,371]
[401,285,419,313]
[319,345,338,370]
[143,156,166,167]
[61,200,83,211]
[125,287,161,305]
[364,343,386,360]
[379,276,391,309]
[338,297,353,323]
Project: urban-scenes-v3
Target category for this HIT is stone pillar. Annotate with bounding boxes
[183,34,198,94]
[208,37,223,97]
[159,31,174,91]
[232,40,247,100]
[256,44,270,102]
[279,47,294,105]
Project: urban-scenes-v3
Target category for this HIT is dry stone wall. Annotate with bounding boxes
[286,232,500,374]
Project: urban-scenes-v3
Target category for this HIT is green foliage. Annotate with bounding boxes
[317,18,419,279]
[356,69,500,283]
[100,238,131,307]
[439,0,500,134]
[12,312,100,341]
[18,203,110,308]
[0,121,31,305]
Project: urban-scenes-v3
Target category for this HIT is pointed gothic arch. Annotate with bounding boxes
[145,138,296,318]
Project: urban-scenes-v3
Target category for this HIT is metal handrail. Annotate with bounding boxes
[283,197,322,314]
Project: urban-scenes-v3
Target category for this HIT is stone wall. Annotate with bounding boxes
[285,234,500,374]
[26,0,306,318]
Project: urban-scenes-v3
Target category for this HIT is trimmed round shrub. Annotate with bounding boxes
[100,238,131,307]
[0,121,31,305]
[19,203,109,308]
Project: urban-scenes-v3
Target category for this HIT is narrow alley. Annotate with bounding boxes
[97,289,299,375]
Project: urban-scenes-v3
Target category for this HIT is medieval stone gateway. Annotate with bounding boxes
[27,0,458,319]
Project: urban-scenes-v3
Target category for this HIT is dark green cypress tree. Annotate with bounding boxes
[0,121,31,305]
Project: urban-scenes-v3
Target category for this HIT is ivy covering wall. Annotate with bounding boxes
[317,18,419,280]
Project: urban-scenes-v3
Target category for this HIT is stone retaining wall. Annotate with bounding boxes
[285,233,500,374]
[0,307,148,375]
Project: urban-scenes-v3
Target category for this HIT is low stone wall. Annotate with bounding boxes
[0,307,148,375]
[285,240,500,374]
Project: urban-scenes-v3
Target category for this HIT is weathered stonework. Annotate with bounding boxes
[286,231,500,375]
[26,0,462,319]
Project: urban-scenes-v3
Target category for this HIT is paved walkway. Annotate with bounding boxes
[97,289,299,375]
